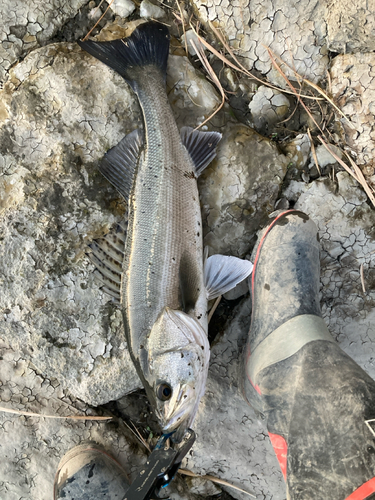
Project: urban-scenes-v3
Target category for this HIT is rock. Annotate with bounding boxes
[248,86,290,135]
[190,0,329,85]
[110,0,136,18]
[180,29,206,56]
[166,54,221,128]
[0,1,87,81]
[313,143,342,168]
[326,0,375,53]
[283,133,311,169]
[140,0,165,19]
[330,53,375,173]
[0,41,142,405]
[199,123,288,258]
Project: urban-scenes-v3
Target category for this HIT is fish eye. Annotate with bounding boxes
[157,383,172,401]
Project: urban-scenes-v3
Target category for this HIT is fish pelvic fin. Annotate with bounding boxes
[87,223,126,301]
[78,21,170,89]
[204,255,253,300]
[180,127,222,177]
[99,129,143,201]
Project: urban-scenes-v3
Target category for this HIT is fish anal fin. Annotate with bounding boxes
[92,269,121,301]
[99,129,143,201]
[180,127,222,177]
[204,255,253,300]
[88,224,126,301]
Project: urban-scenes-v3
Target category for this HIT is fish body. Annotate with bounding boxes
[79,22,252,440]
[122,65,210,436]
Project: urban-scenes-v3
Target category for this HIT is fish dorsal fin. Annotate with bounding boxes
[87,224,126,301]
[204,255,253,300]
[180,127,222,177]
[99,129,143,201]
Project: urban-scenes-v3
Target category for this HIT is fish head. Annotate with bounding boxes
[144,307,210,442]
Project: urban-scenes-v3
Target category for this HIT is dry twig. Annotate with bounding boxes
[179,469,256,497]
[208,295,222,323]
[82,0,114,42]
[265,46,323,135]
[175,0,188,54]
[344,151,375,208]
[360,264,366,294]
[266,48,353,127]
[190,39,226,129]
[307,128,320,175]
[0,406,112,420]
[189,23,319,100]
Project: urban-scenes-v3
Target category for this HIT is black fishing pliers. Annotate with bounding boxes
[123,428,195,500]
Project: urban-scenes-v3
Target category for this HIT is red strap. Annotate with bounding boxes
[268,432,288,480]
[345,477,375,500]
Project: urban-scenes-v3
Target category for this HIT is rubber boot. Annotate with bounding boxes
[54,442,130,500]
[243,210,375,500]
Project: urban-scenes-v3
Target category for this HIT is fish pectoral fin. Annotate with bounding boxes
[87,223,126,301]
[99,129,144,201]
[204,255,254,300]
[180,127,222,177]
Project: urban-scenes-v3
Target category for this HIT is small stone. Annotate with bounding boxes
[180,29,206,56]
[23,35,37,43]
[314,144,342,168]
[88,7,102,21]
[274,198,289,210]
[140,0,165,19]
[249,86,290,134]
[109,0,136,18]
[284,134,311,169]
[301,171,310,183]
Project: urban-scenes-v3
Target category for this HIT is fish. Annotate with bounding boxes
[78,21,253,441]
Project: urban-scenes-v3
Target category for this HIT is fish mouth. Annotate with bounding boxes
[159,385,196,439]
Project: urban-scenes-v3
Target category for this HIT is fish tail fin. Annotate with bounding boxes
[78,21,170,89]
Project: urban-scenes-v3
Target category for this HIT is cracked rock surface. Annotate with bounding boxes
[0,1,87,82]
[0,341,145,500]
[325,0,375,53]
[1,2,375,500]
[330,53,375,187]
[191,0,329,85]
[199,122,288,258]
[191,0,375,87]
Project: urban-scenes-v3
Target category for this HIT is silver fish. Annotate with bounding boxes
[79,22,253,441]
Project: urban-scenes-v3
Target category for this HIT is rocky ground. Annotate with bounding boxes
[0,1,374,499]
